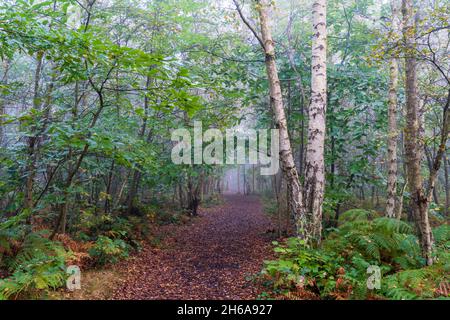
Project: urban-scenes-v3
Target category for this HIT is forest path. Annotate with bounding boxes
[112,194,275,299]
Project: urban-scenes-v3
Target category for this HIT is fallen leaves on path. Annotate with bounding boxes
[112,194,275,300]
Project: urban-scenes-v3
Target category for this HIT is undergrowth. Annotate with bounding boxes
[260,209,449,300]
[0,202,189,299]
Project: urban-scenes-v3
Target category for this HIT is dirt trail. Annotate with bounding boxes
[112,194,275,300]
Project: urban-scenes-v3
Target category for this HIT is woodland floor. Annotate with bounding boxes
[108,194,276,300]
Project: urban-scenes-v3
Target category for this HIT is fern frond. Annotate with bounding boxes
[339,209,371,223]
[433,225,449,245]
[373,217,413,235]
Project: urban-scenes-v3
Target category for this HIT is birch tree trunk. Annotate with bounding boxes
[444,153,449,216]
[386,0,400,218]
[401,0,433,265]
[254,0,308,238]
[304,0,327,242]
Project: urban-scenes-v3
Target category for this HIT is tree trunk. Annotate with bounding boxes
[51,77,108,239]
[252,0,308,238]
[126,75,151,214]
[386,0,400,218]
[0,59,10,146]
[237,165,240,194]
[187,171,202,216]
[252,164,256,194]
[425,90,449,212]
[104,159,115,213]
[178,181,185,208]
[24,51,44,217]
[424,146,439,204]
[402,0,433,265]
[444,153,449,216]
[304,0,327,243]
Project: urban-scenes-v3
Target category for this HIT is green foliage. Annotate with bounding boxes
[326,211,421,268]
[88,236,130,266]
[261,210,449,300]
[0,0,448,301]
[338,209,374,222]
[73,208,150,248]
[382,257,450,300]
[433,224,450,246]
[0,232,69,299]
[262,238,343,297]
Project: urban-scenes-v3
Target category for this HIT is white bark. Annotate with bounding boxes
[254,0,308,238]
[305,0,327,242]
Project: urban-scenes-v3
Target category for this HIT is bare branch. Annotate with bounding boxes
[232,0,265,50]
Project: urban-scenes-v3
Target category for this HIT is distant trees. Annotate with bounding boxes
[0,0,237,237]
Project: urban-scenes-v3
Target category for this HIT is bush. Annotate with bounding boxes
[262,238,343,298]
[0,232,70,299]
[73,210,150,251]
[88,236,130,266]
[107,216,148,249]
[261,209,448,300]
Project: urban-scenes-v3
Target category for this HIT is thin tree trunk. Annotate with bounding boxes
[237,165,240,194]
[396,178,408,219]
[402,0,433,265]
[254,0,307,238]
[24,51,44,217]
[425,145,439,204]
[243,165,247,195]
[51,76,109,238]
[444,153,449,216]
[178,181,185,208]
[252,164,256,194]
[304,0,327,243]
[386,0,400,218]
[0,58,10,146]
[425,90,449,210]
[126,75,151,214]
[104,158,115,213]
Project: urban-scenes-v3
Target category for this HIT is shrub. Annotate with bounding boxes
[260,209,448,300]
[88,236,130,266]
[0,232,70,299]
[261,238,344,298]
[107,216,148,249]
[324,213,422,269]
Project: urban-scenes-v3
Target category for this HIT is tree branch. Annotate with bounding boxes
[232,0,265,50]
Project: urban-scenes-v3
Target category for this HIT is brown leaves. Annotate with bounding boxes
[54,234,93,267]
[112,195,275,300]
